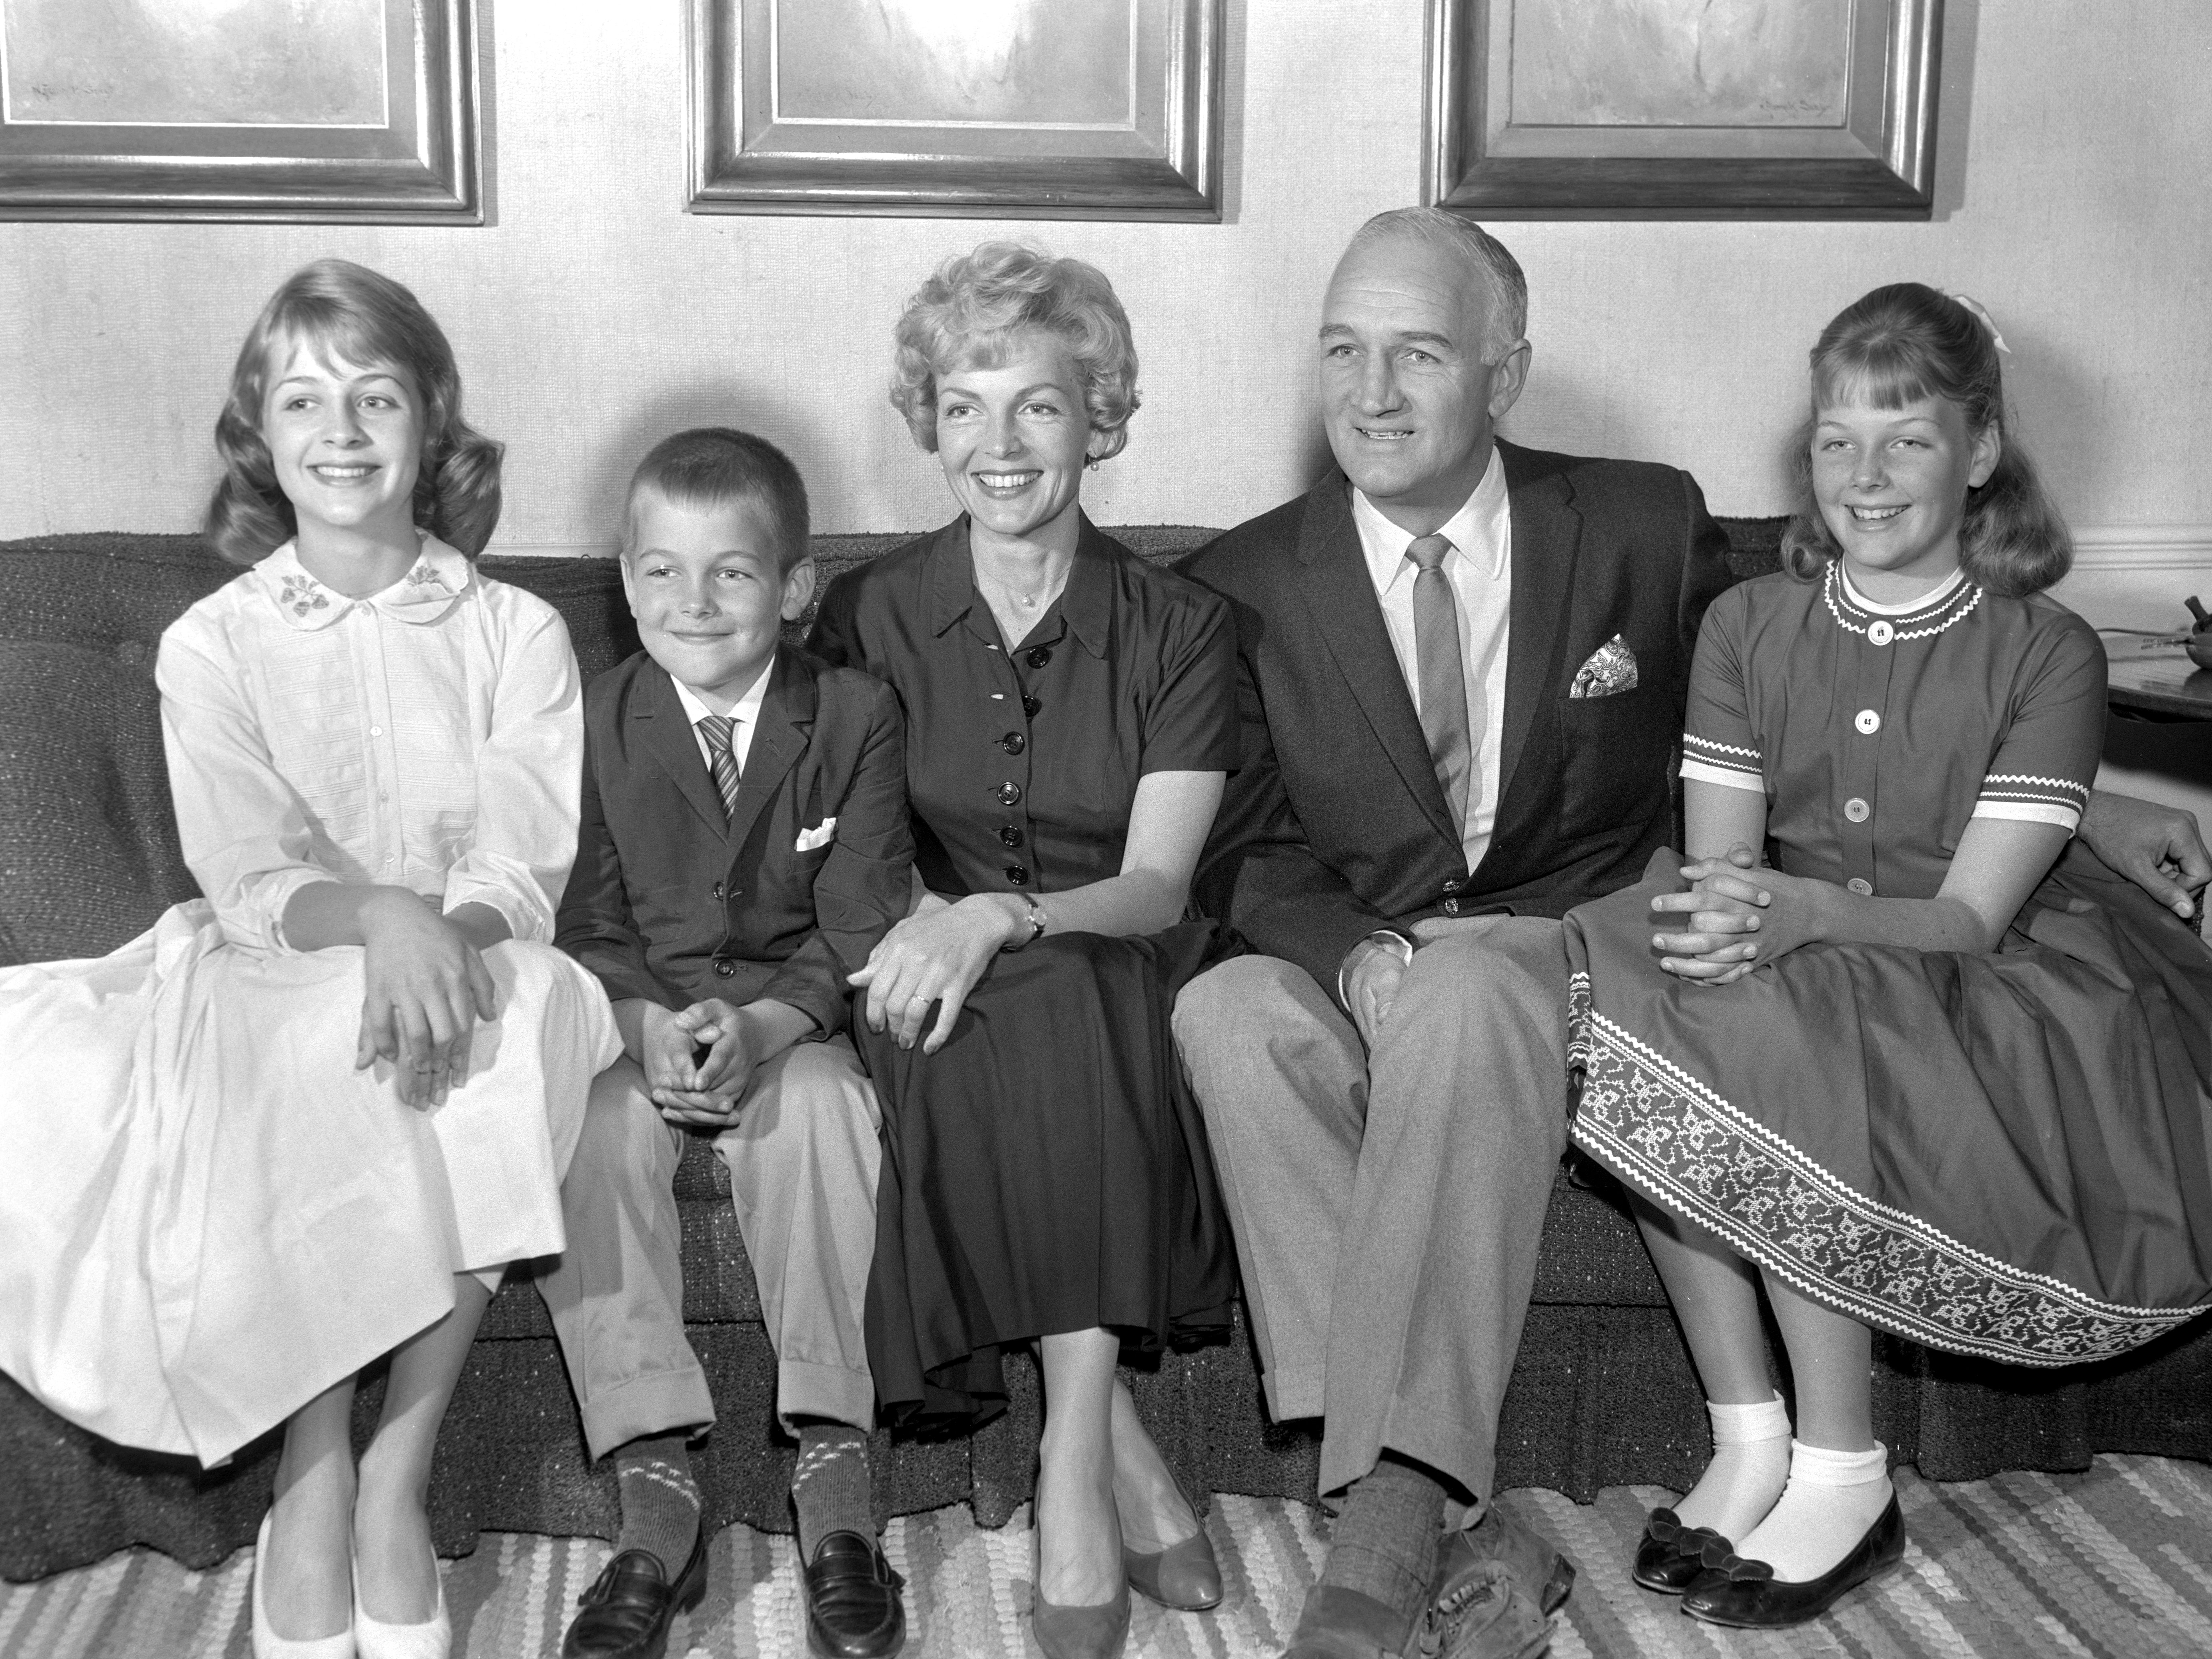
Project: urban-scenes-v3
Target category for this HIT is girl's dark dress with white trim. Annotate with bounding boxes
[1565,566,2212,1366]
[808,516,1240,1425]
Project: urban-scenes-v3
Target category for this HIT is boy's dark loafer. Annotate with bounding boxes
[1681,1493,1905,1629]
[802,1530,907,1658]
[562,1531,710,1659]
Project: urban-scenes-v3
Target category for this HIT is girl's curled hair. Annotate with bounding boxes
[1780,281,2069,598]
[889,241,1140,461]
[203,258,502,566]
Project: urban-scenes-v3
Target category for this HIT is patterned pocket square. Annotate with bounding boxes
[795,817,837,853]
[1569,634,1639,699]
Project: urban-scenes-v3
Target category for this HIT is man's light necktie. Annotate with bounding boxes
[1406,533,1477,834]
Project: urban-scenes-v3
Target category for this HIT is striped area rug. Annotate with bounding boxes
[5,1456,2209,1658]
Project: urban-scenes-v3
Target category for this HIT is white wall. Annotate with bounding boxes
[6,0,2210,833]
[3,0,2208,583]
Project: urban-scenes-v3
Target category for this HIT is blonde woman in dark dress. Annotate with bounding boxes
[1566,285,2212,1629]
[808,243,1238,1659]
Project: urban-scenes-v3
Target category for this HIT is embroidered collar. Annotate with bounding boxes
[256,536,473,630]
[1822,562,1982,643]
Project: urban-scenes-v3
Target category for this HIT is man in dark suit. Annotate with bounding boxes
[543,430,913,1659]
[1177,206,1720,1659]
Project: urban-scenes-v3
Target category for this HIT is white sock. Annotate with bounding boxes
[1672,1394,1791,1545]
[1734,1441,1893,1583]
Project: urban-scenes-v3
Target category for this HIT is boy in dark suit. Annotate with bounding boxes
[542,429,912,1659]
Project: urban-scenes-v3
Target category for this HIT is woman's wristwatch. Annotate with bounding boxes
[1001,893,1048,952]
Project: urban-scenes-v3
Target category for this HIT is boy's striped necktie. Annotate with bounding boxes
[695,715,741,820]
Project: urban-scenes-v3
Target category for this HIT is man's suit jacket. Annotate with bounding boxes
[555,645,912,1036]
[1179,441,1734,1002]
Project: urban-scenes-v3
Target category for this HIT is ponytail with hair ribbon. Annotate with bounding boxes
[1948,292,2010,354]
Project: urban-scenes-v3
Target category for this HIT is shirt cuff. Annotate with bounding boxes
[1337,928,1417,1009]
[443,879,546,945]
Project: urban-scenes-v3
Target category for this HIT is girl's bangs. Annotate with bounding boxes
[1814,350,1938,414]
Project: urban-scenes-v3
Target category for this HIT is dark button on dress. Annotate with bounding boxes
[808,513,1241,1422]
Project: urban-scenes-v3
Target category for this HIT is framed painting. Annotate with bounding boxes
[687,0,1223,220]
[1425,0,1942,219]
[0,0,482,223]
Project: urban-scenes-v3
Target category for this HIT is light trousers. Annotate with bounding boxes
[1173,915,1569,1505]
[534,1034,883,1460]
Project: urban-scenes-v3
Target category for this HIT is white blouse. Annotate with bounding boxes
[155,536,584,953]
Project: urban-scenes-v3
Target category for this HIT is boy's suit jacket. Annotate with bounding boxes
[555,645,911,1035]
[1179,440,1735,1003]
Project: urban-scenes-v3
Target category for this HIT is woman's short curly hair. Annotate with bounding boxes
[1780,281,2069,599]
[204,258,503,566]
[889,242,1141,461]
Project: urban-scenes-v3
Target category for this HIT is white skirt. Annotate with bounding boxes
[0,901,619,1465]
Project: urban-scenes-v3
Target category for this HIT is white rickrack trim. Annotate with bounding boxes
[1984,773,2091,803]
[1822,565,1984,642]
[1683,733,1760,760]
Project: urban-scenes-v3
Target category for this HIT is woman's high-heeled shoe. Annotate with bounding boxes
[351,1539,450,1659]
[1033,1503,1133,1659]
[1032,1581,1131,1659]
[251,1513,357,1659]
[1120,1473,1222,1611]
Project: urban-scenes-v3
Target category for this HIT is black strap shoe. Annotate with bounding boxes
[802,1531,907,1658]
[1630,1507,1730,1595]
[1681,1493,1906,1628]
[561,1532,710,1659]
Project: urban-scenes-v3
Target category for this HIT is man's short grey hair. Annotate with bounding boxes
[1343,207,1529,361]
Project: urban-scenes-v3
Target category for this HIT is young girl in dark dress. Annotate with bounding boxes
[1565,284,2212,1629]
[807,242,1238,1659]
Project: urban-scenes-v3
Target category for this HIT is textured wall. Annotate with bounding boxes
[1,0,2207,552]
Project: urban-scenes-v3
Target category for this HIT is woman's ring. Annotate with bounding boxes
[908,992,930,1006]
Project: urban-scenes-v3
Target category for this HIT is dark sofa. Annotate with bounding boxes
[6,523,2210,1584]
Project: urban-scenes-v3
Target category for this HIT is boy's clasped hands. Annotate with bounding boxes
[625,995,817,1126]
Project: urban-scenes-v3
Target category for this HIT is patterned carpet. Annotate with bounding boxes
[6,1456,2209,1658]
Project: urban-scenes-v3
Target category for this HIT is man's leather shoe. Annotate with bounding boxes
[1681,1493,1905,1628]
[1435,1506,1575,1618]
[1630,1507,1729,1595]
[1414,1558,1552,1659]
[801,1530,906,1658]
[561,1532,709,1659]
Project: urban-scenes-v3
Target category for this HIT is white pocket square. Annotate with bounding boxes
[795,817,837,853]
[1569,634,1639,699]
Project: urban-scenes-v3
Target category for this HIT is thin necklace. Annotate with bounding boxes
[980,562,1066,613]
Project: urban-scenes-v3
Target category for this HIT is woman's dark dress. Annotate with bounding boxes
[807,514,1240,1423]
[1567,566,2212,1367]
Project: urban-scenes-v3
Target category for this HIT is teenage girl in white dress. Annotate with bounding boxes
[0,259,619,1657]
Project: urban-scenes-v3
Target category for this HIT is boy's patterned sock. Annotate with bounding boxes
[792,1421,874,1565]
[614,1433,701,1575]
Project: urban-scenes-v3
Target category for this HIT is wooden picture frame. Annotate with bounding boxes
[0,0,482,224]
[1424,0,1942,220]
[687,0,1222,221]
